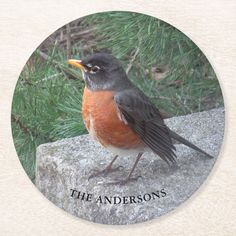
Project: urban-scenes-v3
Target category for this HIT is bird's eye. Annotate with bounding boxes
[90,65,100,74]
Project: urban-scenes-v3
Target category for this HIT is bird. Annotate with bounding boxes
[67,52,213,185]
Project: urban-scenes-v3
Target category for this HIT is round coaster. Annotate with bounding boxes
[11,11,224,225]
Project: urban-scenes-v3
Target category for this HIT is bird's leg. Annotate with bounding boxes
[107,152,143,185]
[88,155,123,180]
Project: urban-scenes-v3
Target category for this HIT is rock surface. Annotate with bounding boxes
[35,108,224,225]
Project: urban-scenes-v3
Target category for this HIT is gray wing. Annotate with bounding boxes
[114,89,176,165]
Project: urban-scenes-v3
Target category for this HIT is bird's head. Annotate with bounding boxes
[68,53,130,91]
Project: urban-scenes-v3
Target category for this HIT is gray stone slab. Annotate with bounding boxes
[35,108,224,225]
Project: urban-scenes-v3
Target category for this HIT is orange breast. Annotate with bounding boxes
[82,87,144,149]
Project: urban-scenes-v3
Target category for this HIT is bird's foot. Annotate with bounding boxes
[88,165,124,180]
[106,175,142,186]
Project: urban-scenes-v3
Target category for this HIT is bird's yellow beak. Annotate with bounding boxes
[67,59,86,71]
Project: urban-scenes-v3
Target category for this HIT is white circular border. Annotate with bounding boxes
[0,0,236,235]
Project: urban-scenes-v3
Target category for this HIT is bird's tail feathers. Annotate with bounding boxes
[169,129,214,159]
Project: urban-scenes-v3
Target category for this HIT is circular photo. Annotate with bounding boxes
[12,11,224,225]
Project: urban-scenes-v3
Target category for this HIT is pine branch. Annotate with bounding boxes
[66,24,72,59]
[36,50,83,81]
[11,114,31,134]
[126,47,140,74]
[59,27,97,43]
[35,73,63,84]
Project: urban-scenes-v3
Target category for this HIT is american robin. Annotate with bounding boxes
[68,53,213,185]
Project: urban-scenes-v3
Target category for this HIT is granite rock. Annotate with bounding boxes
[35,108,224,225]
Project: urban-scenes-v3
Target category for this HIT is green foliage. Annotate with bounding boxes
[12,11,223,181]
[82,12,223,115]
[12,51,86,180]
